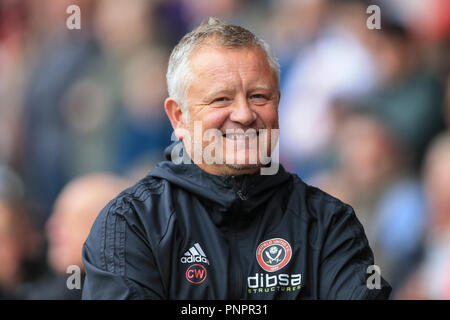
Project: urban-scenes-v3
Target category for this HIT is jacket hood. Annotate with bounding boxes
[149,141,292,212]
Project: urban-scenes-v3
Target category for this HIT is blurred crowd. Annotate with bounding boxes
[0,0,449,299]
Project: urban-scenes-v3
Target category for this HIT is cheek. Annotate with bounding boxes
[191,108,230,132]
[258,107,279,129]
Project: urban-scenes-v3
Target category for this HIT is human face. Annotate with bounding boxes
[176,45,280,176]
[46,192,93,274]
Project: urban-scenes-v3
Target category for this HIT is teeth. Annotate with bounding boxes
[225,133,257,140]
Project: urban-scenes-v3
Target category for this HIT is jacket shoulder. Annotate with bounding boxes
[84,174,173,264]
[116,174,165,205]
[289,174,353,220]
[82,175,169,299]
[288,174,391,299]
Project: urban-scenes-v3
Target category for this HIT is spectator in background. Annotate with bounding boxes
[20,173,131,299]
[365,20,445,169]
[56,0,163,182]
[0,0,28,168]
[116,47,173,176]
[92,0,157,59]
[396,132,450,299]
[278,0,381,178]
[91,0,173,176]
[312,109,427,291]
[0,200,40,299]
[267,0,328,86]
[21,0,172,226]
[0,165,41,299]
[21,0,100,225]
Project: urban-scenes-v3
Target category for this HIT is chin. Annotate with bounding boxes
[224,163,261,175]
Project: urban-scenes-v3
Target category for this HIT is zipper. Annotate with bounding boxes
[229,230,244,299]
[232,176,248,201]
[228,176,247,299]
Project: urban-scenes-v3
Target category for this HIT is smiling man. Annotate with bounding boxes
[82,18,391,299]
[165,25,281,176]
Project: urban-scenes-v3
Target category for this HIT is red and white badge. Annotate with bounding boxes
[256,238,292,272]
[185,264,207,284]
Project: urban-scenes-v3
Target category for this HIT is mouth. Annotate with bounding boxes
[222,131,260,140]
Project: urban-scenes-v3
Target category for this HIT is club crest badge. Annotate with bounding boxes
[256,238,292,272]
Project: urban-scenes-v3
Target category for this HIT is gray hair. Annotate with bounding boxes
[166,17,280,117]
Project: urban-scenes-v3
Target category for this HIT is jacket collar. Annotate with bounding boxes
[150,141,291,212]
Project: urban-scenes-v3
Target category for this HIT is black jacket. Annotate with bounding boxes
[82,142,391,299]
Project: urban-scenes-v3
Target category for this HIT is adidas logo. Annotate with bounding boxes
[180,243,210,265]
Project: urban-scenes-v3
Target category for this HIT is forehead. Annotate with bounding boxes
[188,45,275,85]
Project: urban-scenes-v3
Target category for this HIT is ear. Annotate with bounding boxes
[164,97,187,140]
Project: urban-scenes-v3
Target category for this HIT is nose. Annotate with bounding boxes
[229,96,257,126]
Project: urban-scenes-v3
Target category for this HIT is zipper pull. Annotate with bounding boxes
[237,190,247,201]
[231,176,247,200]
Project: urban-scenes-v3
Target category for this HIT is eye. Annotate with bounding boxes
[251,94,266,99]
[249,94,268,104]
[211,97,231,106]
[214,97,228,102]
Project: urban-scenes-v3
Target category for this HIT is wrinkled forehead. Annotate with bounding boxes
[188,44,278,87]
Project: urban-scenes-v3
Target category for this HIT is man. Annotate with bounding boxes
[82,18,391,299]
[396,132,450,299]
[20,173,131,299]
[46,173,131,277]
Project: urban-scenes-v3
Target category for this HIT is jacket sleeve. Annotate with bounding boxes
[82,198,165,300]
[318,204,392,299]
